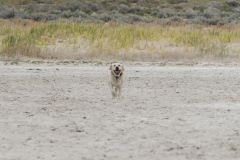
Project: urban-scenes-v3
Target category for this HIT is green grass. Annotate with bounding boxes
[1,19,240,61]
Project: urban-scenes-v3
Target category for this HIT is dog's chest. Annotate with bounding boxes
[111,76,123,86]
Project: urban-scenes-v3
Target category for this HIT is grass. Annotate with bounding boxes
[1,18,240,61]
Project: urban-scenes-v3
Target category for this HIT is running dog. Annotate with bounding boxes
[108,63,125,99]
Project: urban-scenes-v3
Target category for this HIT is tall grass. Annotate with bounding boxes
[1,19,240,61]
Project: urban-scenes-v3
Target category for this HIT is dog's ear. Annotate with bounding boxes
[109,65,112,70]
[122,65,125,71]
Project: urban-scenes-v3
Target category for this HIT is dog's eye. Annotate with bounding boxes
[114,65,116,67]
[118,65,120,66]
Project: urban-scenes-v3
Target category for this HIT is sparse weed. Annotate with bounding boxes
[1,19,240,61]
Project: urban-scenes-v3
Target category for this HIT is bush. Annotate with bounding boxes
[31,12,57,21]
[0,6,15,19]
[57,2,97,13]
[219,4,233,12]
[15,9,31,19]
[86,2,103,12]
[142,17,154,23]
[97,13,113,22]
[157,8,176,18]
[188,17,202,24]
[56,3,67,11]
[129,5,144,14]
[25,4,34,12]
[205,1,222,8]
[77,11,88,18]
[203,7,219,18]
[66,2,83,12]
[226,0,240,7]
[61,10,83,18]
[193,6,207,13]
[218,17,230,25]
[168,0,188,4]
[220,11,232,18]
[18,0,32,5]
[35,0,53,4]
[170,16,182,22]
[185,9,198,19]
[202,16,220,25]
[108,10,126,22]
[118,4,130,14]
[26,3,51,12]
[127,15,143,23]
[49,9,62,15]
[2,0,240,25]
[61,10,73,18]
[127,0,138,3]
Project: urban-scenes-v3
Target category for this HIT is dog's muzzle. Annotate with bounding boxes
[114,70,121,75]
[114,67,121,75]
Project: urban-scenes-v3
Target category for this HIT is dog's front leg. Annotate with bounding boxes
[109,82,116,98]
[118,86,122,99]
[115,87,119,96]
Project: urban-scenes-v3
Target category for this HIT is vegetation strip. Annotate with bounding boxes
[1,19,240,61]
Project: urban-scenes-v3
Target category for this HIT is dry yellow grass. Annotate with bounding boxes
[1,19,240,61]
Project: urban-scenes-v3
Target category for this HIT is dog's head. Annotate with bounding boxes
[109,63,124,77]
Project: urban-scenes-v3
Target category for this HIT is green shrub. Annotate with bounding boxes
[167,0,188,4]
[219,4,233,12]
[226,0,240,7]
[35,0,53,4]
[193,6,206,13]
[203,7,218,18]
[96,13,113,22]
[127,15,142,23]
[157,8,176,18]
[0,6,15,19]
[118,4,130,14]
[205,1,222,8]
[185,9,198,19]
[127,0,138,3]
[61,10,73,18]
[31,12,57,21]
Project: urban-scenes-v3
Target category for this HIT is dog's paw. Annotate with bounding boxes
[112,91,117,98]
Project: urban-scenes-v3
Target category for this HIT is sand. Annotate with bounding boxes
[0,61,240,160]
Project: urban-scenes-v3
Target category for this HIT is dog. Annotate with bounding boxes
[108,63,125,99]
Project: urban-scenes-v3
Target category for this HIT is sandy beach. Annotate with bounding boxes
[0,61,240,160]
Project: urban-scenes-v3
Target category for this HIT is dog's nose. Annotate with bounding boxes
[116,67,119,70]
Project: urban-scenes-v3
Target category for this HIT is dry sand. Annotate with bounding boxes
[0,61,240,160]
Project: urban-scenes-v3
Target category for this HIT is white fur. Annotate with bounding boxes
[108,63,125,99]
